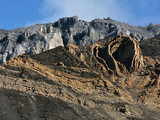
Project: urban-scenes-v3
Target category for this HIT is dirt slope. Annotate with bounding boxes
[0,35,160,120]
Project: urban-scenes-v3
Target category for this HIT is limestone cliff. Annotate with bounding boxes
[0,16,160,63]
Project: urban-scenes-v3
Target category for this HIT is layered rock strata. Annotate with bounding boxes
[0,36,159,120]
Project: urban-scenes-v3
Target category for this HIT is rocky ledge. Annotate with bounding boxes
[0,36,159,120]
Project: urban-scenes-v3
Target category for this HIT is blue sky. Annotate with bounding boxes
[1,0,160,30]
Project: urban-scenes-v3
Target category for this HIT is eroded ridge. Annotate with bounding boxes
[0,35,159,120]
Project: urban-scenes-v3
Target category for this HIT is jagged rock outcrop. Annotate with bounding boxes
[89,35,144,75]
[0,26,63,63]
[0,16,160,63]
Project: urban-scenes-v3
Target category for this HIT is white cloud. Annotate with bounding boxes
[22,0,160,28]
[40,0,132,23]
[25,0,159,26]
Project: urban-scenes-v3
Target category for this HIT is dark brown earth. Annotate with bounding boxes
[140,37,160,60]
[0,35,160,120]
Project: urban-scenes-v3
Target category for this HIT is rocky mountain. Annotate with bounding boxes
[0,16,160,63]
[0,35,160,120]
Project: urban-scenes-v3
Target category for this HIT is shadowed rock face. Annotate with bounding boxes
[90,35,144,75]
[140,37,160,60]
[0,36,160,120]
[109,36,144,72]
[0,16,160,63]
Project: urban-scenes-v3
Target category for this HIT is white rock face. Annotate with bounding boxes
[0,27,63,63]
[0,16,160,63]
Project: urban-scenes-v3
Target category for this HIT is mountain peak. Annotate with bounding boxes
[0,16,160,63]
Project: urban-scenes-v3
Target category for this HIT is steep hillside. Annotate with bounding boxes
[0,36,160,120]
[140,37,160,60]
[0,16,160,63]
